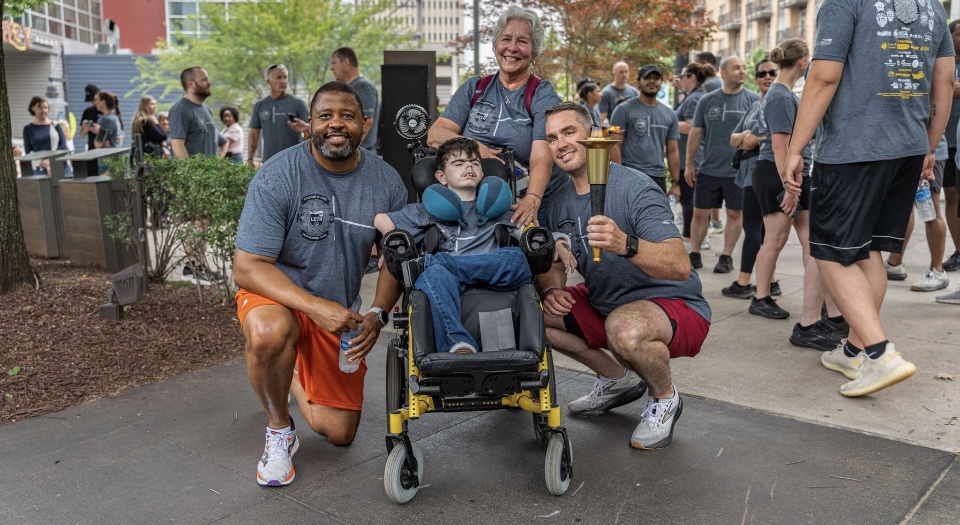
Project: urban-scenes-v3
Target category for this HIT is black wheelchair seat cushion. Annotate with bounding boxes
[411,284,545,375]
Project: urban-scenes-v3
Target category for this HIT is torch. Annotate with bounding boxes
[577,127,619,262]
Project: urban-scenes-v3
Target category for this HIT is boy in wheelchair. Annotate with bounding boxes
[373,137,575,354]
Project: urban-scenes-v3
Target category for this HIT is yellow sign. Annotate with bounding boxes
[2,21,31,51]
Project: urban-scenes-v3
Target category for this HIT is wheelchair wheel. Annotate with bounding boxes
[532,412,549,450]
[384,442,424,504]
[386,339,404,417]
[544,434,572,496]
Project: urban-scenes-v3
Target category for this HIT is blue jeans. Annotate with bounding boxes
[415,247,532,353]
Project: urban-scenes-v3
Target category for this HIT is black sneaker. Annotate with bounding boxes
[714,254,733,273]
[721,281,753,299]
[789,321,844,351]
[821,316,850,338]
[689,252,703,269]
[770,280,782,297]
[944,251,960,272]
[748,296,790,319]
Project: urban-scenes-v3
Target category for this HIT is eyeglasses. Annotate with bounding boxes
[755,69,778,78]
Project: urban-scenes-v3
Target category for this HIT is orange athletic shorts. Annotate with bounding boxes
[236,288,366,411]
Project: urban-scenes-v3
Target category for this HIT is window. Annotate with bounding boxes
[80,28,92,44]
[49,20,62,36]
[32,16,48,32]
[78,0,90,13]
[46,3,61,18]
[64,24,75,39]
[63,7,77,23]
[79,13,90,29]
[169,1,198,16]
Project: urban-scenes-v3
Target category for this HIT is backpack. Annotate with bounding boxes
[469,73,542,116]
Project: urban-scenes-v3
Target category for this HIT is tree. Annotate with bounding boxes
[0,0,46,294]
[456,0,715,99]
[133,0,415,111]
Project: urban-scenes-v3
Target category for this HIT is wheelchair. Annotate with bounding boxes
[382,110,573,503]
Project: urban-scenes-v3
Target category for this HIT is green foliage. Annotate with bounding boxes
[2,0,50,16]
[7,366,20,376]
[104,154,255,304]
[131,0,416,111]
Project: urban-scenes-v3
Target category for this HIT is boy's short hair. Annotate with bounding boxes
[436,137,481,172]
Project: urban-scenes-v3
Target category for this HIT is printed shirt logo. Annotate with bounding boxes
[557,218,584,261]
[298,194,334,241]
[466,101,495,135]
[705,105,722,121]
[633,115,650,138]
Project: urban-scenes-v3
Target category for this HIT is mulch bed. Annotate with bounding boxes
[0,259,245,425]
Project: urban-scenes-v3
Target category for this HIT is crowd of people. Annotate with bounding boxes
[14,0,952,490]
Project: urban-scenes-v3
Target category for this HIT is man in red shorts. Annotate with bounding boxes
[233,82,407,486]
[539,102,711,450]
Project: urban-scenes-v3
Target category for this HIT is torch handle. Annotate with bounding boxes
[590,184,606,262]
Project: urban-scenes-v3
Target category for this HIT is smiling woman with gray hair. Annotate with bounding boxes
[427,5,563,227]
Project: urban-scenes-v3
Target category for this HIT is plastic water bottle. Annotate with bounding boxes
[668,195,677,209]
[339,328,362,373]
[916,180,936,222]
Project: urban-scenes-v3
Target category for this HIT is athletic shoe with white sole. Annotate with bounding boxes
[910,268,949,292]
[630,388,683,449]
[257,418,299,487]
[567,369,647,417]
[839,343,916,397]
[935,286,960,304]
[884,260,907,281]
[820,341,863,380]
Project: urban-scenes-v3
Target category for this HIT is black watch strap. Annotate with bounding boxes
[622,234,639,258]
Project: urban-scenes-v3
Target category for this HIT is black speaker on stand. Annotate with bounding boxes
[381,64,430,203]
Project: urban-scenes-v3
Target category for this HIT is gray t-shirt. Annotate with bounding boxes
[703,76,723,93]
[758,83,811,166]
[235,142,407,305]
[98,113,123,147]
[168,98,223,157]
[812,0,953,164]
[441,75,567,196]
[676,89,705,172]
[388,200,515,256]
[691,88,760,178]
[349,77,379,151]
[732,100,762,188]
[542,163,711,321]
[599,84,640,118]
[579,101,601,127]
[249,94,310,162]
[611,99,680,179]
[946,62,960,148]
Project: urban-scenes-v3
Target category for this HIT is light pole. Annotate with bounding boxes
[473,0,480,76]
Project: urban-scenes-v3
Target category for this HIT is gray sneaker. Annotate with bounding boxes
[630,388,683,450]
[820,340,863,380]
[910,268,949,292]
[943,251,960,272]
[567,369,647,417]
[884,260,907,281]
[935,286,960,305]
[839,343,916,397]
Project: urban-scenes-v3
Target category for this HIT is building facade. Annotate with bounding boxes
[385,0,463,102]
[4,1,104,142]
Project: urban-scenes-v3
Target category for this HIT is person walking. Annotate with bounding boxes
[247,64,310,166]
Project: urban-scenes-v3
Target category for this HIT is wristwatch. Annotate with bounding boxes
[368,307,388,327]
[622,234,639,258]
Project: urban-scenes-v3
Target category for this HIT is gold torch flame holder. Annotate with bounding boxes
[577,127,619,262]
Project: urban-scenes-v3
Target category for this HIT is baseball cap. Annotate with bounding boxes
[84,84,100,102]
[638,65,664,79]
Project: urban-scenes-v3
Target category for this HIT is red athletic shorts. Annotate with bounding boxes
[236,289,366,411]
[563,282,708,358]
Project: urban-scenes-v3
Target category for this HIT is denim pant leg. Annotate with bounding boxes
[427,247,532,291]
[415,265,478,353]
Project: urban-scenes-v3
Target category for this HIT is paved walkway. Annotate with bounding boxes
[1,214,958,524]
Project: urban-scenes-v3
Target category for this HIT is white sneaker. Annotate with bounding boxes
[630,387,683,450]
[567,369,647,417]
[911,268,949,292]
[884,260,907,281]
[257,420,299,486]
[839,343,916,397]
[701,239,711,250]
[935,286,960,304]
[820,340,864,380]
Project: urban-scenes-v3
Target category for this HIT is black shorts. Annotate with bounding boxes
[810,156,923,265]
[693,173,743,210]
[944,148,957,188]
[649,175,667,194]
[752,159,810,216]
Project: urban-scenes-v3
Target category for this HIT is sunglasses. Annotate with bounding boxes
[267,63,286,72]
[756,69,778,78]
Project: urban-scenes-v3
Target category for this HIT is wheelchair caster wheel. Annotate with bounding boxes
[544,433,572,496]
[385,441,424,504]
